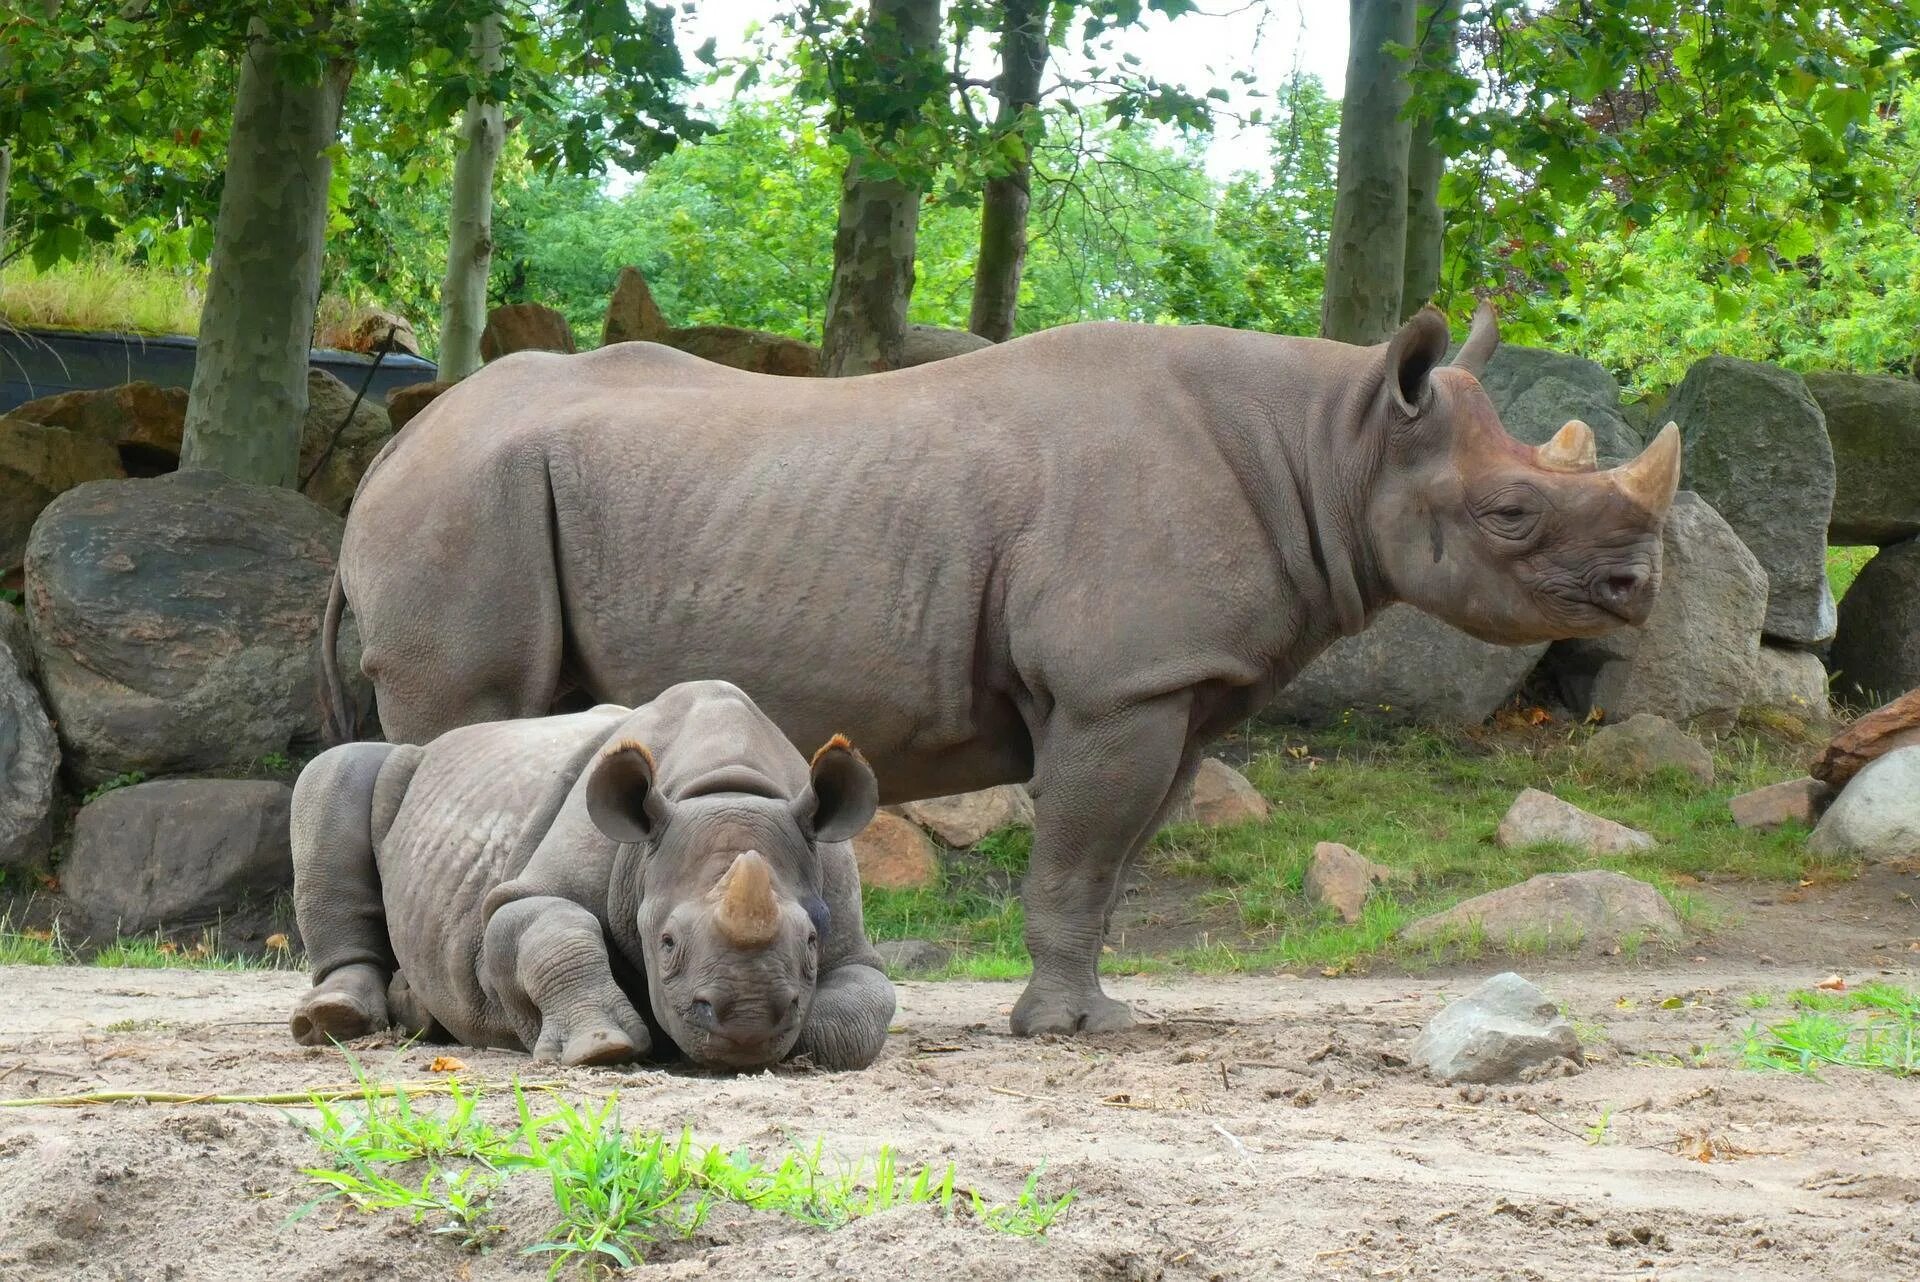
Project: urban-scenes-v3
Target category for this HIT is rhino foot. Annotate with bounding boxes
[531,1002,652,1067]
[291,963,389,1046]
[1009,986,1137,1037]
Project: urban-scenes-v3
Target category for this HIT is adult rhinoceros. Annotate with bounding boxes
[325,305,1681,1038]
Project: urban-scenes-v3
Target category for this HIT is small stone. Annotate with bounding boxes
[1401,871,1681,951]
[1303,842,1394,923]
[1729,777,1831,832]
[899,785,1033,848]
[1812,686,1920,790]
[872,938,951,975]
[339,308,422,358]
[850,811,940,890]
[1581,713,1715,786]
[1496,789,1654,855]
[1171,759,1272,828]
[1411,972,1583,1084]
[1807,745,1920,862]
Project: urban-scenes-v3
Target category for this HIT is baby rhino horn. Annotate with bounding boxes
[714,850,779,948]
[1535,420,1597,473]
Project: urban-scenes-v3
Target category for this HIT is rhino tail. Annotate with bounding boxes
[321,569,359,745]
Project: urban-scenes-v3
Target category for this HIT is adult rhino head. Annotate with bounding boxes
[582,734,878,1070]
[1363,302,1682,645]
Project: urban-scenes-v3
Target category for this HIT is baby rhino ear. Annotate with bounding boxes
[793,735,879,845]
[586,740,674,845]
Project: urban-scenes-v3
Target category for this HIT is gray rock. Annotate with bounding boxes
[1445,342,1641,463]
[62,779,294,933]
[1410,971,1583,1084]
[899,785,1033,848]
[1264,603,1547,727]
[1749,644,1832,722]
[0,622,58,869]
[1670,357,1836,645]
[300,367,396,516]
[1807,745,1920,862]
[1580,713,1714,786]
[872,938,953,975]
[0,603,33,683]
[1168,758,1272,828]
[898,324,992,369]
[1495,791,1654,855]
[1803,371,1920,546]
[1827,538,1920,709]
[1544,493,1765,729]
[1729,777,1831,832]
[1,416,126,577]
[1403,870,1680,950]
[24,472,364,786]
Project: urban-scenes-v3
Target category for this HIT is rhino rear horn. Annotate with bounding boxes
[1452,299,1499,377]
[1535,420,1597,473]
[714,850,780,948]
[1609,422,1683,515]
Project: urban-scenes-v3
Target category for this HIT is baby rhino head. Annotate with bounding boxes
[583,735,878,1071]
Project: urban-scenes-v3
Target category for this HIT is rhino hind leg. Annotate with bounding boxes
[289,742,404,1046]
[1010,693,1192,1038]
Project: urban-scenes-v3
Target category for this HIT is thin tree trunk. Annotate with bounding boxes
[0,145,11,268]
[1401,0,1460,319]
[821,0,941,377]
[437,12,505,382]
[968,0,1048,343]
[1320,0,1416,345]
[181,31,349,485]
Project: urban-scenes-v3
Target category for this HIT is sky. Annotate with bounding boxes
[663,0,1350,181]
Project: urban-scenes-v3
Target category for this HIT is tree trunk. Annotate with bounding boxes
[1320,0,1416,345]
[820,0,941,377]
[181,32,349,486]
[437,12,506,382]
[1401,0,1460,319]
[967,0,1048,343]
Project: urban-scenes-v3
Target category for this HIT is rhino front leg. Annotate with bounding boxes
[482,897,653,1066]
[791,962,894,1070]
[289,742,404,1046]
[1011,693,1191,1037]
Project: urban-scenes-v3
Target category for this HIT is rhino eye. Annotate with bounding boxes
[660,932,676,952]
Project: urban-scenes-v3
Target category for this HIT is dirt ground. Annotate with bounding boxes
[1,876,1917,1282]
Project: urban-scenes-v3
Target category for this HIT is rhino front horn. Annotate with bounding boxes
[1610,421,1682,515]
[1535,419,1597,473]
[714,850,779,948]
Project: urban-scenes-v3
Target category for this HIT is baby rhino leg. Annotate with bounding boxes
[483,897,652,1066]
[289,743,402,1046]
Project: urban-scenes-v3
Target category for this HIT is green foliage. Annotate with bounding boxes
[80,771,146,805]
[296,1074,1074,1270]
[1828,546,1879,604]
[1741,983,1920,1078]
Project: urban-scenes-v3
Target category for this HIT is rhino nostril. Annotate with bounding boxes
[687,998,717,1030]
[1598,569,1647,610]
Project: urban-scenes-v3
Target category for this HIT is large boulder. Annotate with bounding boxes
[385,380,455,433]
[1,417,125,577]
[1402,871,1680,950]
[1750,644,1832,722]
[338,308,422,358]
[850,811,940,890]
[1803,371,1920,546]
[1812,687,1920,790]
[898,785,1033,849]
[1264,604,1547,727]
[0,615,58,870]
[1447,343,1641,463]
[1410,972,1583,1084]
[299,367,396,515]
[24,472,357,785]
[1541,493,1765,728]
[480,303,577,361]
[61,780,294,933]
[898,324,991,369]
[9,381,188,473]
[1807,746,1920,862]
[668,326,820,377]
[1669,357,1836,645]
[602,266,672,346]
[1827,538,1920,709]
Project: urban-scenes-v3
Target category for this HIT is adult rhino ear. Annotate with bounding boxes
[1451,298,1500,377]
[793,735,879,845]
[585,739,674,845]
[1384,306,1451,417]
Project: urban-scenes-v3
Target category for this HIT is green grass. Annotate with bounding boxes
[1741,982,1920,1078]
[1827,545,1878,604]
[0,253,206,336]
[862,720,1829,978]
[0,915,288,970]
[295,1069,1074,1272]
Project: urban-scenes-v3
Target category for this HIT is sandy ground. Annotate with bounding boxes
[1,947,1917,1282]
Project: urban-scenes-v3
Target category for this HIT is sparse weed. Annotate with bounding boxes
[0,913,71,965]
[1741,983,1920,1078]
[1583,1107,1615,1145]
[81,771,147,804]
[92,929,288,971]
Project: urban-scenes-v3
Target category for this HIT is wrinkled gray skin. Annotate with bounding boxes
[328,306,1682,1038]
[290,680,892,1070]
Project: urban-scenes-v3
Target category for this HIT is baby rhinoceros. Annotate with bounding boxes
[287,680,893,1071]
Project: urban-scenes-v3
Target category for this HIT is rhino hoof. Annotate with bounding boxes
[533,1020,646,1067]
[290,990,379,1047]
[1009,989,1137,1038]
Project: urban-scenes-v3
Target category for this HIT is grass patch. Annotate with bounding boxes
[1827,545,1877,605]
[862,721,1823,978]
[91,929,291,971]
[1740,982,1920,1078]
[296,1070,1073,1271]
[0,253,206,336]
[0,914,69,965]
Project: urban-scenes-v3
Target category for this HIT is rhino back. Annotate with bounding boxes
[378,707,624,1045]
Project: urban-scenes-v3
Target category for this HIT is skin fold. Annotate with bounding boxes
[327,305,1682,1037]
[289,681,891,1071]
